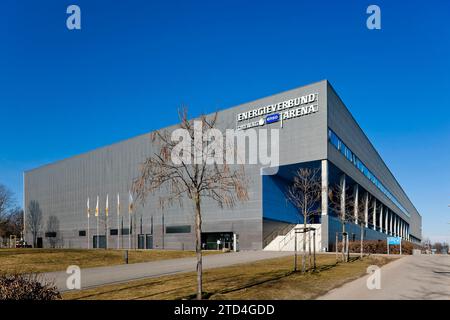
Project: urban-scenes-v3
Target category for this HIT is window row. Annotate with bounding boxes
[78,225,191,237]
[79,228,130,236]
[328,129,409,217]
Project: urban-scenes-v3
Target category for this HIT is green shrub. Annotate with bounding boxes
[0,273,61,300]
[337,240,422,255]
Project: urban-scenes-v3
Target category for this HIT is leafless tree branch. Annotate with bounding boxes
[132,107,249,299]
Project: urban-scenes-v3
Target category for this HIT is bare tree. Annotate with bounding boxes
[1,207,24,239]
[46,216,60,248]
[0,184,14,223]
[422,237,432,252]
[0,184,20,241]
[348,192,369,258]
[27,200,42,248]
[328,175,354,262]
[432,242,443,254]
[285,168,321,273]
[434,242,449,254]
[132,108,249,300]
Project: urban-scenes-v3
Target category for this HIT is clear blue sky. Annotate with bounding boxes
[1,0,449,242]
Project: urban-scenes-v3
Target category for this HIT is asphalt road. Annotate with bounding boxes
[41,250,293,292]
[318,254,450,300]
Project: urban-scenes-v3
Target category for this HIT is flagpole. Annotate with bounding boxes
[121,216,124,249]
[129,212,131,249]
[87,197,90,250]
[106,214,108,250]
[117,193,120,250]
[128,211,131,249]
[96,195,99,249]
[96,215,99,249]
[105,194,109,250]
[128,191,133,250]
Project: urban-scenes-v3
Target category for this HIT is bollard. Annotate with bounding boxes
[124,250,129,264]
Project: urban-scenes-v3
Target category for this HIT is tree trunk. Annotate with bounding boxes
[335,232,338,262]
[194,194,203,300]
[347,233,350,262]
[294,230,297,272]
[302,211,307,273]
[341,222,346,262]
[308,230,312,268]
[360,224,364,258]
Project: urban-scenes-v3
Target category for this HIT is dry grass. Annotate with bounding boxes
[213,255,393,300]
[0,248,220,274]
[63,254,395,300]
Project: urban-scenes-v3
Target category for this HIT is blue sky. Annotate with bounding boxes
[1,0,449,242]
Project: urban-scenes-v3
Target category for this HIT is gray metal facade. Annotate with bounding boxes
[24,80,422,250]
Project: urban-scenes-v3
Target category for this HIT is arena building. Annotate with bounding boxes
[23,80,422,250]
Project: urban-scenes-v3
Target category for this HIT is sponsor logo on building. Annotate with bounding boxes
[265,113,280,124]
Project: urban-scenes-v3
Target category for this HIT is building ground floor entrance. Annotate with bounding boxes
[138,234,153,249]
[36,237,43,248]
[93,235,106,249]
[201,232,234,250]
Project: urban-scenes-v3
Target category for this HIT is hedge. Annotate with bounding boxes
[337,239,422,255]
[0,273,61,300]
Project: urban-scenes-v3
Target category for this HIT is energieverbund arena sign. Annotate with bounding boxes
[236,93,319,130]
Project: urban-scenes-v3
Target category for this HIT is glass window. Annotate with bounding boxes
[329,130,340,149]
[328,128,410,217]
[79,230,86,237]
[166,225,191,234]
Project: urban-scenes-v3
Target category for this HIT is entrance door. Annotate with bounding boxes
[146,234,153,249]
[201,232,233,250]
[138,234,145,249]
[36,237,43,248]
[93,235,106,248]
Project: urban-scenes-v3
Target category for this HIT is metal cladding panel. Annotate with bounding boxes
[24,80,328,250]
[326,83,421,240]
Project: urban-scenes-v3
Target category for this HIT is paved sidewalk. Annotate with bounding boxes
[41,250,293,292]
[318,255,450,300]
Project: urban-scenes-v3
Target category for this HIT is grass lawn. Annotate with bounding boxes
[63,254,396,300]
[0,248,220,274]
